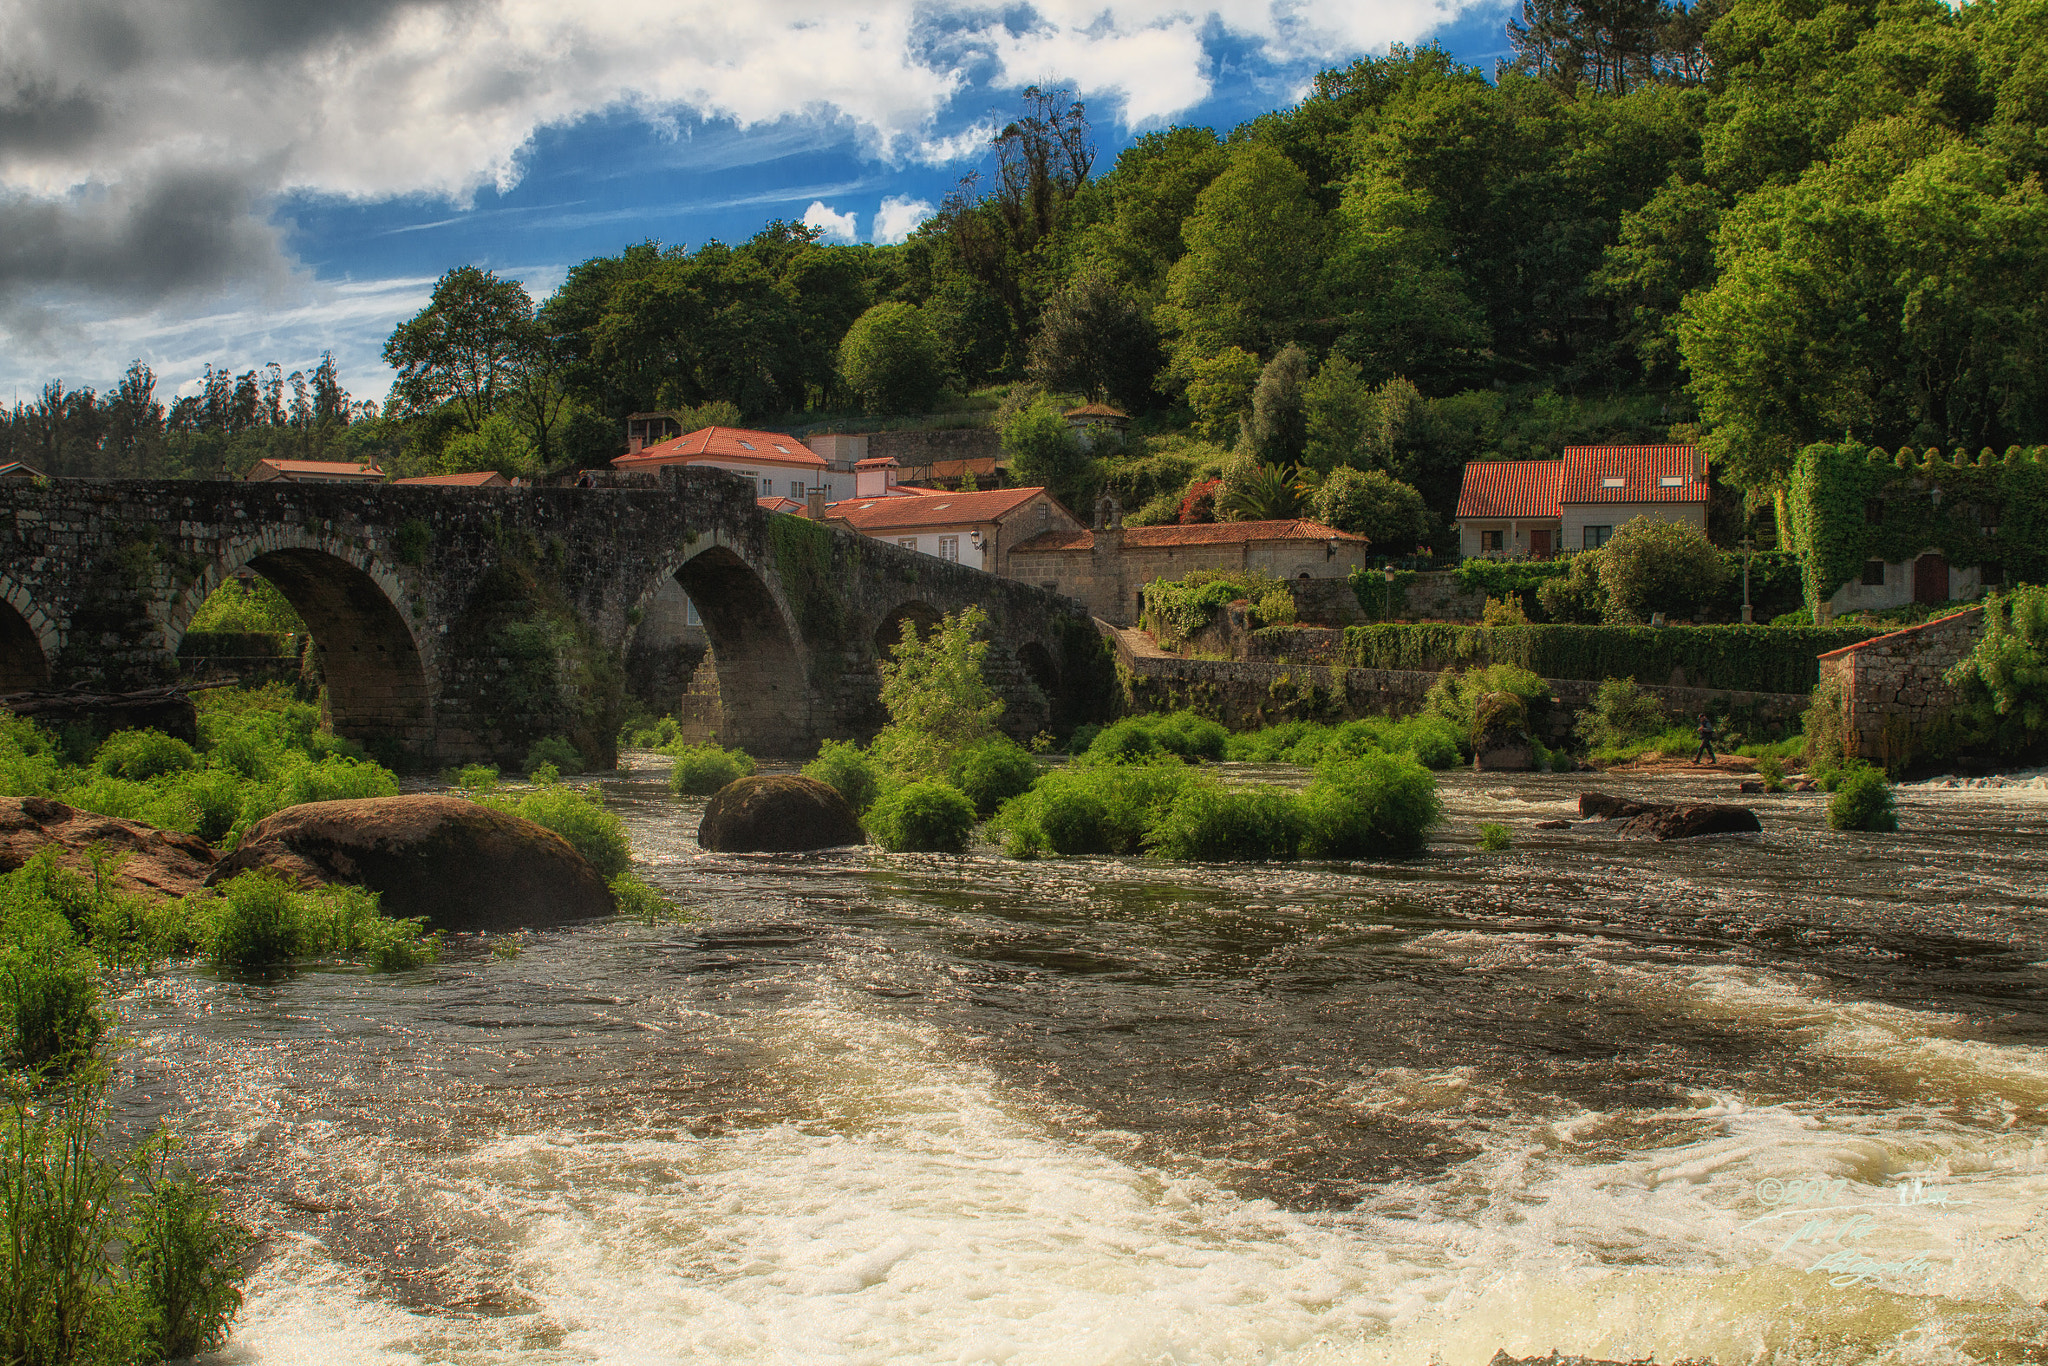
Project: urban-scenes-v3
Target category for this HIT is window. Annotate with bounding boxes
[1982,561,2005,586]
[939,536,959,562]
[761,477,773,496]
[898,537,917,550]
[738,440,755,450]
[791,481,805,499]
[1481,529,1504,552]
[1861,560,1886,586]
[1601,477,1625,488]
[1583,525,1612,549]
[1658,476,1683,488]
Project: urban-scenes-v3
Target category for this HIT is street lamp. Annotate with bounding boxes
[1382,563,1396,620]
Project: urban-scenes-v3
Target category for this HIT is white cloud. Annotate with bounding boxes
[801,199,860,243]
[872,195,934,246]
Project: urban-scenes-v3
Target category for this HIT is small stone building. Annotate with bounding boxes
[1008,499,1370,626]
[824,485,1082,574]
[1455,445,1708,558]
[1815,607,1983,762]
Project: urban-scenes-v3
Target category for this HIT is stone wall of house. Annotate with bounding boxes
[1817,607,1983,761]
[1009,529,1371,627]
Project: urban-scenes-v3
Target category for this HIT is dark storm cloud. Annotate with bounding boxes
[0,82,107,157]
[172,0,468,61]
[0,169,283,298]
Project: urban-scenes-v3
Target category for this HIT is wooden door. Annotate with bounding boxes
[1529,529,1551,558]
[1914,553,1948,605]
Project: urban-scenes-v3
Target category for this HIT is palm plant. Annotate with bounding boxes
[1217,462,1307,521]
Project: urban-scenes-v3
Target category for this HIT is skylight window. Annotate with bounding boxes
[738,440,755,450]
[1601,477,1625,488]
[1659,476,1684,487]
[773,444,791,453]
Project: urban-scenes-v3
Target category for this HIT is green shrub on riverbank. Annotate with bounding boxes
[948,738,1041,817]
[1223,715,1463,769]
[1145,780,1304,862]
[197,873,439,971]
[1299,753,1444,858]
[867,781,976,853]
[1,1068,250,1365]
[1827,764,1898,832]
[804,740,884,815]
[669,742,754,795]
[0,689,400,851]
[1080,710,1228,766]
[988,761,1195,858]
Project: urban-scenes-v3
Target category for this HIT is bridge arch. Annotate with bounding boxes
[874,600,941,659]
[0,575,55,694]
[169,529,431,752]
[631,532,811,757]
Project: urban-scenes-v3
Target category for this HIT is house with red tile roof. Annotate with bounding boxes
[823,485,1083,575]
[610,426,833,504]
[391,471,509,487]
[1007,500,1370,625]
[1453,445,1708,558]
[245,457,384,484]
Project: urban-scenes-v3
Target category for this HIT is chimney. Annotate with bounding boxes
[806,487,827,521]
[627,434,643,454]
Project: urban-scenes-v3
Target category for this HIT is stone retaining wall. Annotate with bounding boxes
[1112,630,1808,740]
[1816,608,1983,762]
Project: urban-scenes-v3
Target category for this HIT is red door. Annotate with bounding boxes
[1914,553,1948,605]
[1530,529,1552,559]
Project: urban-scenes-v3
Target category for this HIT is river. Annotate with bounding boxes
[115,760,2048,1365]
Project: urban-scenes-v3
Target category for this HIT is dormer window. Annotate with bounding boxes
[1658,476,1683,487]
[1601,477,1625,488]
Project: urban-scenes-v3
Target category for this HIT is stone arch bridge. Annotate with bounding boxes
[0,468,1111,766]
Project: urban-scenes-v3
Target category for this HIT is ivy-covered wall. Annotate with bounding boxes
[1336,623,1880,694]
[1786,443,2048,614]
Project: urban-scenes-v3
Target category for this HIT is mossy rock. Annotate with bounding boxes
[697,775,864,852]
[1472,690,1534,771]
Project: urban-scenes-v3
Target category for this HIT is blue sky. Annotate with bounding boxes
[0,0,1519,409]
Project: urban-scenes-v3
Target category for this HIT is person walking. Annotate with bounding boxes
[1692,712,1718,765]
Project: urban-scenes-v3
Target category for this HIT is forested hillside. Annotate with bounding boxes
[6,0,2044,545]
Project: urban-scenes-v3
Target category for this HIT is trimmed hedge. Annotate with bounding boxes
[1337,623,1881,693]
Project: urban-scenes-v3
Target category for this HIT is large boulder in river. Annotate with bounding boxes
[1615,803,1762,841]
[0,796,216,899]
[206,794,613,931]
[698,775,864,852]
[1578,791,1665,821]
[1471,691,1535,771]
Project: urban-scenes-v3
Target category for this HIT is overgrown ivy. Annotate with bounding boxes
[1786,443,2048,614]
[769,513,846,648]
[1141,570,1295,648]
[1336,623,1880,694]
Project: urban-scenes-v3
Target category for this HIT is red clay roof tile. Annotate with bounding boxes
[1455,460,1562,519]
[826,487,1053,531]
[1560,445,1706,504]
[612,426,826,469]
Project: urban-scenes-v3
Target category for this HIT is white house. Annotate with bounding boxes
[611,425,835,502]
